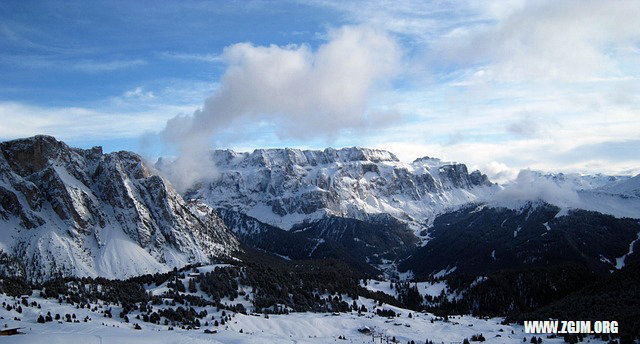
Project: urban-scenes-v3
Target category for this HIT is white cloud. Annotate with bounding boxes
[124,87,156,100]
[432,0,640,82]
[490,169,582,208]
[0,54,147,72]
[71,59,147,72]
[159,25,402,191]
[159,52,223,63]
[315,0,477,43]
[477,161,519,184]
[0,79,219,148]
[4,1,638,183]
[162,25,400,143]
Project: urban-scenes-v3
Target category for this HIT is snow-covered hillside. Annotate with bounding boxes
[178,147,494,232]
[0,300,565,344]
[0,265,582,344]
[0,136,238,281]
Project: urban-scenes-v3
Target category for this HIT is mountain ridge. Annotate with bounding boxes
[178,146,494,234]
[0,135,239,281]
[2,136,639,282]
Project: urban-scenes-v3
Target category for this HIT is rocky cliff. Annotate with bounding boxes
[0,136,238,281]
[181,147,494,234]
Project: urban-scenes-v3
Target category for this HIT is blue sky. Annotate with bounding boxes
[1,0,639,180]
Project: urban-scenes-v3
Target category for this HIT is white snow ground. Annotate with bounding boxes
[0,264,607,344]
[361,279,448,299]
[0,291,583,344]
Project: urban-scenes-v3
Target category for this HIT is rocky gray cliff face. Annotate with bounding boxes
[0,136,238,281]
[181,147,494,233]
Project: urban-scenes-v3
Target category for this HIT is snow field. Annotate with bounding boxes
[1,292,584,344]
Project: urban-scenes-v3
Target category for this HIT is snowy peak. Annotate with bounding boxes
[0,136,238,281]
[0,135,98,176]
[180,146,494,231]
[596,174,640,198]
[489,170,640,219]
[438,163,491,189]
[212,147,399,169]
[532,171,631,191]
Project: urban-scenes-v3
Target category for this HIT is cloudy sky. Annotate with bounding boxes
[1,0,639,181]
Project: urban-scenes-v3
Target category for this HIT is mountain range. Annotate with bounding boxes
[1,135,639,281]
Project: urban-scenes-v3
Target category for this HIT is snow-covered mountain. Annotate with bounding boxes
[489,170,640,219]
[0,136,238,281]
[534,171,630,190]
[163,147,640,276]
[595,173,640,198]
[3,136,637,281]
[180,147,494,234]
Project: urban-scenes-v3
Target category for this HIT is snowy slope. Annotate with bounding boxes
[361,279,448,299]
[0,281,575,344]
[177,148,495,233]
[0,136,238,281]
[595,173,640,198]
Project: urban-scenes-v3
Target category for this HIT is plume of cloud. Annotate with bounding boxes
[478,161,519,184]
[159,25,401,191]
[490,169,583,209]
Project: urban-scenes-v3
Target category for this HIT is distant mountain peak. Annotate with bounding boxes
[210,146,400,169]
[180,145,494,232]
[596,173,640,198]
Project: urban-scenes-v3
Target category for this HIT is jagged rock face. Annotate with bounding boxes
[0,136,238,281]
[182,147,494,231]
